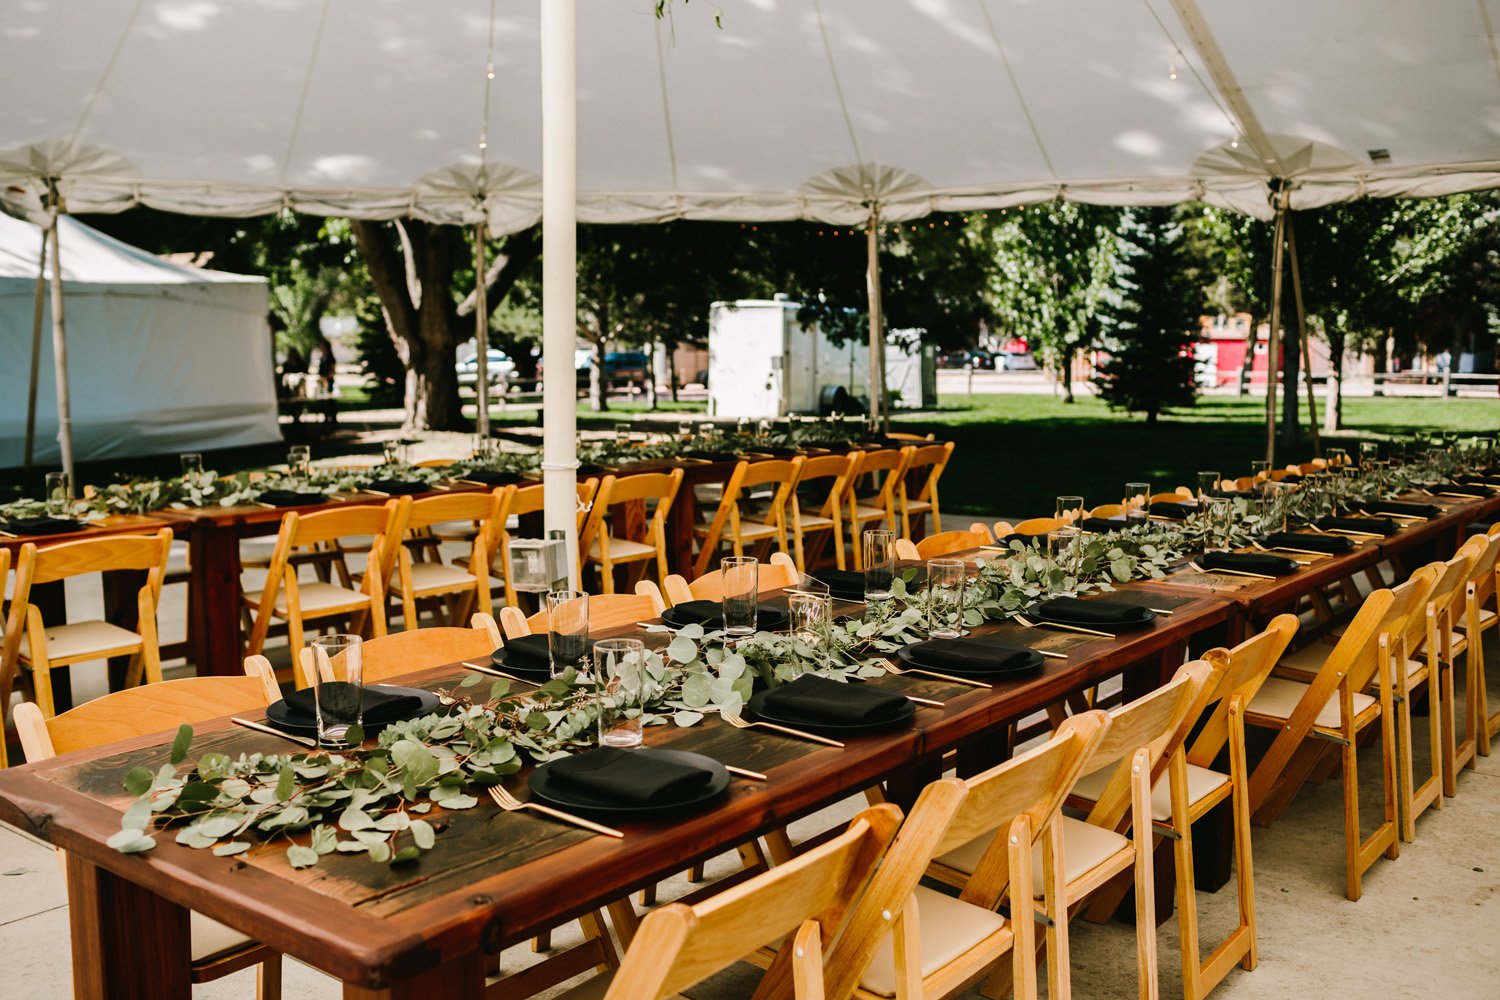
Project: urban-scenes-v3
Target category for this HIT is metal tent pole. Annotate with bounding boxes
[46,194,75,484]
[474,219,491,438]
[1264,199,1287,467]
[865,206,885,433]
[1285,213,1320,455]
[23,222,48,476]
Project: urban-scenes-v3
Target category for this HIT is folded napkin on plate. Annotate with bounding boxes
[548,747,714,806]
[256,489,328,507]
[814,569,868,600]
[1356,500,1440,519]
[906,636,1038,673]
[1261,531,1353,554]
[1198,551,1300,576]
[1079,517,1128,533]
[1149,501,1194,520]
[1316,515,1398,536]
[761,674,906,725]
[1033,596,1153,627]
[283,685,423,724]
[364,478,429,496]
[1435,482,1494,497]
[1,516,83,536]
[456,469,526,486]
[665,600,723,625]
[501,633,553,669]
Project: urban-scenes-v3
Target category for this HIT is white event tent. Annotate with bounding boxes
[2,0,1497,534]
[0,213,280,467]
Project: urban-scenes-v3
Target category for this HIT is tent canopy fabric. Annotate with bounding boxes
[2,0,1498,228]
[0,213,281,466]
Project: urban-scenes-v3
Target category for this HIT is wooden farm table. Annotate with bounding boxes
[0,584,1229,999]
[0,513,177,553]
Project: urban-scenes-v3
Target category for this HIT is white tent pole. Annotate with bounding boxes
[541,0,579,585]
[23,223,48,476]
[1264,200,1287,467]
[474,219,491,438]
[865,205,885,433]
[46,199,76,484]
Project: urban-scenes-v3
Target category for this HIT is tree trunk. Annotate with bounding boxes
[668,347,679,403]
[1060,347,1076,403]
[1323,329,1345,433]
[1236,313,1259,396]
[1279,306,1301,448]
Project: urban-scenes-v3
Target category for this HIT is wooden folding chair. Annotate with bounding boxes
[1087,503,1126,519]
[805,712,1109,1000]
[241,499,407,674]
[899,441,955,539]
[392,487,513,629]
[542,804,902,1000]
[582,470,684,593]
[664,552,799,606]
[497,479,598,609]
[1009,517,1062,537]
[966,522,996,544]
[13,679,283,999]
[1440,534,1492,796]
[1,530,172,723]
[692,457,802,579]
[1466,524,1500,757]
[1244,586,1403,900]
[295,622,497,687]
[498,591,666,640]
[789,453,856,572]
[894,529,990,562]
[847,448,915,571]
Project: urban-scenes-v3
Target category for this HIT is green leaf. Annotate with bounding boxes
[106,829,155,854]
[409,819,435,850]
[121,798,153,834]
[310,824,338,855]
[169,724,193,765]
[459,672,484,688]
[338,807,375,831]
[275,767,296,802]
[489,679,510,700]
[343,723,365,747]
[391,846,421,864]
[2,868,29,876]
[286,845,320,869]
[526,711,550,731]
[124,766,155,797]
[366,840,392,864]
[212,841,252,857]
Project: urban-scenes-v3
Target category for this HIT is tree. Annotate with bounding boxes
[1093,207,1201,424]
[1180,207,1271,396]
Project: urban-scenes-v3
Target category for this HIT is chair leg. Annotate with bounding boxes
[256,954,282,1000]
[1342,738,1364,902]
[1128,750,1159,1000]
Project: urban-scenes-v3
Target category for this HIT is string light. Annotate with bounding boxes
[1230,136,1240,149]
[1169,62,1177,80]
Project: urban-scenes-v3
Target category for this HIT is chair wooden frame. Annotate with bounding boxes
[1435,534,1490,797]
[1009,517,1062,537]
[393,487,514,630]
[692,457,803,579]
[1467,525,1500,758]
[13,678,282,999]
[664,552,799,606]
[498,590,666,640]
[296,623,498,687]
[1396,557,1463,836]
[894,529,990,562]
[784,453,857,573]
[846,448,915,571]
[899,441,955,540]
[497,480,599,609]
[582,470,684,593]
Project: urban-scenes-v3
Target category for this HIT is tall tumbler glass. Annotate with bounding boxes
[1055,495,1085,525]
[1049,524,1083,578]
[788,592,832,651]
[288,445,312,478]
[926,559,966,638]
[1205,497,1234,552]
[862,529,897,601]
[179,453,204,476]
[44,471,71,515]
[1197,471,1221,502]
[1124,482,1151,525]
[546,590,590,677]
[1250,460,1271,497]
[1359,441,1380,469]
[720,556,759,637]
[594,638,646,748]
[310,634,364,747]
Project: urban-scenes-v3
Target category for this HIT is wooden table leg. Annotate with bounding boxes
[343,950,484,999]
[66,853,192,1000]
[668,484,698,580]
[188,518,243,676]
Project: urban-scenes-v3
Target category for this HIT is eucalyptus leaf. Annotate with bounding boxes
[169,724,194,765]
[286,845,320,869]
[212,841,252,857]
[124,766,155,797]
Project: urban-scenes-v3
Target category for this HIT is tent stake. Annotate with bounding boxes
[865,205,886,433]
[46,191,75,485]
[1264,199,1287,467]
[474,219,490,438]
[23,223,48,477]
[1285,213,1320,455]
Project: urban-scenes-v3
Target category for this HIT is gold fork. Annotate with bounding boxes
[487,785,624,838]
[882,661,990,688]
[1012,614,1113,639]
[721,711,845,748]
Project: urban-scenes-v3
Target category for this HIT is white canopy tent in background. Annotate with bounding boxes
[0,213,280,467]
[2,0,1498,532]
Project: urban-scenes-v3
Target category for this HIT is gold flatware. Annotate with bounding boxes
[462,661,535,684]
[1252,542,1326,558]
[904,694,945,708]
[725,765,767,781]
[881,661,990,688]
[487,785,624,838]
[721,711,845,748]
[231,717,319,749]
[1188,561,1277,580]
[1012,615,1114,639]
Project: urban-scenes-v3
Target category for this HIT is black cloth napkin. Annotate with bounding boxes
[1033,596,1153,627]
[1435,482,1495,497]
[665,600,724,625]
[576,463,609,476]
[1,516,83,536]
[1356,499,1440,519]
[1261,531,1353,554]
[1280,474,1304,484]
[1080,517,1128,533]
[761,674,906,725]
[457,468,527,486]
[283,685,423,724]
[906,636,1038,674]
[748,445,799,457]
[682,449,738,462]
[1149,501,1194,520]
[501,633,553,669]
[547,747,714,806]
[1316,515,1398,536]
[815,569,868,600]
[1198,551,1300,576]
[256,489,328,507]
[364,478,429,496]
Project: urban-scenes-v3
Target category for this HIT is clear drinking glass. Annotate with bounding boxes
[1250,460,1271,496]
[677,420,693,439]
[1049,524,1083,577]
[862,529,897,601]
[926,559,966,638]
[698,422,715,442]
[380,440,401,467]
[1205,497,1233,552]
[720,556,759,637]
[594,638,646,748]
[546,590,590,677]
[1325,447,1347,469]
[1055,495,1085,525]
[1124,483,1151,524]
[179,453,204,476]
[1359,441,1380,469]
[788,592,832,650]
[288,445,312,477]
[756,419,773,439]
[614,422,632,445]
[44,471,70,514]
[1196,471,1221,502]
[310,634,364,747]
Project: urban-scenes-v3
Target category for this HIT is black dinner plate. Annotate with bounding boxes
[0,517,84,536]
[263,685,441,736]
[489,649,556,680]
[1028,603,1157,632]
[896,643,1044,678]
[661,605,791,632]
[747,687,916,736]
[528,748,730,819]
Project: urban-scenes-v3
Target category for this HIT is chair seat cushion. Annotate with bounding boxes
[19,620,143,662]
[797,514,835,529]
[588,536,657,560]
[858,885,1008,997]
[394,561,476,594]
[734,520,780,540]
[1249,675,1375,730]
[1279,642,1331,673]
[904,498,934,514]
[190,911,256,963]
[936,816,1129,895]
[242,581,369,615]
[1070,763,1230,823]
[1456,607,1496,630]
[852,504,887,521]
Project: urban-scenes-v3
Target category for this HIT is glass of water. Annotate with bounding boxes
[44,471,71,515]
[288,445,312,478]
[1049,524,1083,578]
[862,529,897,601]
[1196,471,1221,502]
[1055,495,1085,525]
[1205,497,1234,552]
[788,592,832,650]
[720,556,759,637]
[1250,460,1271,496]
[1124,482,1150,524]
[1359,441,1380,469]
[546,590,590,677]
[594,638,646,749]
[926,559,966,638]
[179,453,204,476]
[310,634,364,747]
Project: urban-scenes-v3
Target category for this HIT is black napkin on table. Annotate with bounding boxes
[815,569,868,600]
[1,516,83,536]
[576,463,609,476]
[456,469,527,486]
[256,489,328,507]
[1261,531,1353,554]
[1280,474,1304,484]
[548,747,714,806]
[365,478,429,496]
[665,600,723,625]
[747,445,799,458]
[906,636,1038,674]
[1434,482,1495,498]
[283,685,423,724]
[1198,551,1300,576]
[682,449,737,462]
[500,633,554,669]
[1033,596,1153,627]
[761,674,906,725]
[1079,517,1128,533]
[1149,501,1194,520]
[1316,515,1398,536]
[1356,500,1440,519]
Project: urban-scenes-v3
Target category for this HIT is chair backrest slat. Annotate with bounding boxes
[1186,614,1299,767]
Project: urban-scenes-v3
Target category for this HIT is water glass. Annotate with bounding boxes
[676,420,694,439]
[720,556,759,637]
[43,471,70,514]
[288,445,312,477]
[380,440,401,467]
[862,529,897,601]
[1049,524,1083,577]
[697,422,715,441]
[1325,447,1348,469]
[1204,497,1233,552]
[788,592,832,649]
[1359,442,1380,468]
[594,638,646,748]
[756,419,773,438]
[546,590,590,677]
[310,634,363,747]
[1196,471,1221,502]
[1124,482,1151,524]
[926,559,966,638]
[614,422,632,445]
[1054,495,1085,525]
[179,453,204,476]
[1250,460,1271,496]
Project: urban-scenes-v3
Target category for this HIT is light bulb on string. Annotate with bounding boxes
[1230,135,1239,149]
[1169,62,1177,80]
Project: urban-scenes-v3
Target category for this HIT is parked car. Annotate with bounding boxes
[456,348,515,388]
[937,350,996,370]
[997,350,1038,371]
